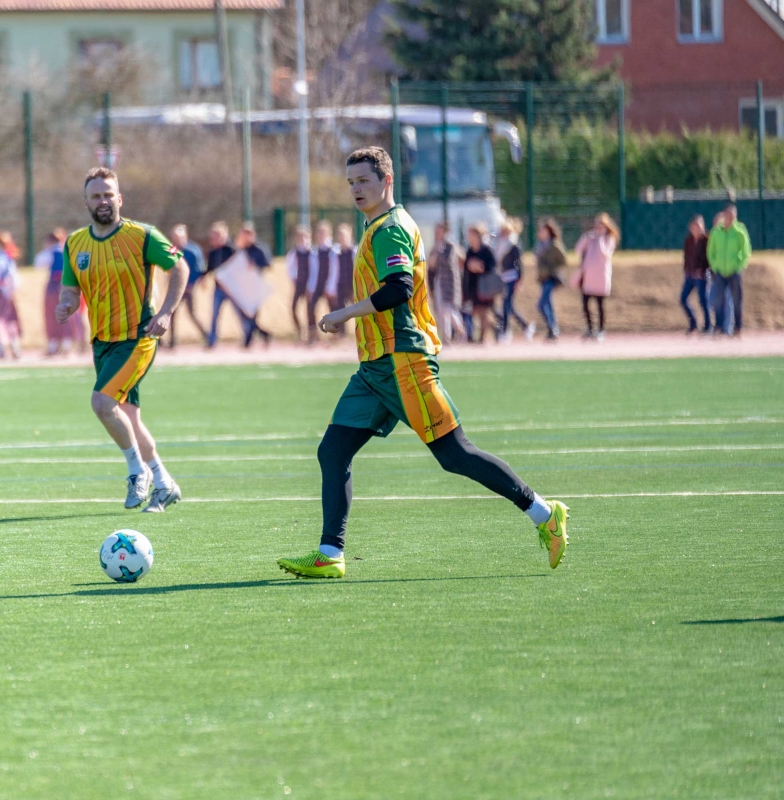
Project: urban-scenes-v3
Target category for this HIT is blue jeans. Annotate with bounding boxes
[500,281,528,333]
[713,273,743,334]
[680,277,710,332]
[537,279,559,334]
[209,284,252,347]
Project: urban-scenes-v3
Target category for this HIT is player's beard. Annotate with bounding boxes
[90,202,118,226]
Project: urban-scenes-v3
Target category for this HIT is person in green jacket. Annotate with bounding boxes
[707,203,751,335]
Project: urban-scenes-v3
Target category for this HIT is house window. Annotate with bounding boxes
[179,38,222,91]
[678,0,722,41]
[78,38,124,67]
[596,0,630,43]
[740,100,783,138]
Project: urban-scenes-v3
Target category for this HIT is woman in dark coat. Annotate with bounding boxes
[463,223,495,343]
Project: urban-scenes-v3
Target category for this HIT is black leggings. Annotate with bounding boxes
[582,294,605,332]
[317,424,536,550]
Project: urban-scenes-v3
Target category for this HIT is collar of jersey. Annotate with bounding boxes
[89,218,125,242]
[364,204,402,228]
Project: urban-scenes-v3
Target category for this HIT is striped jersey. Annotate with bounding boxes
[62,219,181,342]
[354,204,440,362]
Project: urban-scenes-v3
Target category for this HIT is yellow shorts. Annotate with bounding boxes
[92,337,158,406]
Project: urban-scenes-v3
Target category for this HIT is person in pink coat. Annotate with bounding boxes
[572,213,620,341]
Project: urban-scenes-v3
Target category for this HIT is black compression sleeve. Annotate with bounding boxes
[370,272,414,312]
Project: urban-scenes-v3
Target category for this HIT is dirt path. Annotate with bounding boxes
[4,331,783,370]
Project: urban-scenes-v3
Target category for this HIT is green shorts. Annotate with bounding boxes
[92,337,158,407]
[331,352,460,444]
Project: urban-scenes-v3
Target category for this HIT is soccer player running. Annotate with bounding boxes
[277,148,569,579]
[55,167,188,512]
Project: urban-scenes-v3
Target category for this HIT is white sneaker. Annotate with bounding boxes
[143,482,182,513]
[525,323,536,341]
[125,467,153,510]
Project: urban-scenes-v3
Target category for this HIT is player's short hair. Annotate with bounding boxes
[346,147,393,181]
[84,166,118,191]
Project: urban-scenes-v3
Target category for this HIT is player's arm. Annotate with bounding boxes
[143,227,189,337]
[55,241,81,323]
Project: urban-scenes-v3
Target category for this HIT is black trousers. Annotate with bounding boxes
[582,294,605,332]
[318,424,536,550]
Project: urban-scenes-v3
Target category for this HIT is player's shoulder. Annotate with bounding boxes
[65,226,91,247]
[121,219,156,239]
[371,205,419,243]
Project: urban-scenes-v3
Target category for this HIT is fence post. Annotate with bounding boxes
[102,91,111,149]
[23,91,34,265]
[440,82,449,227]
[242,87,252,222]
[757,79,767,249]
[618,84,626,249]
[525,82,535,250]
[273,207,286,256]
[391,78,402,205]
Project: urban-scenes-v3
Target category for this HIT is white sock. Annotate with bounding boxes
[147,457,173,490]
[525,494,552,526]
[318,544,343,559]
[121,445,145,477]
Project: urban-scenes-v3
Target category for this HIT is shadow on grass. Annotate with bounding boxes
[0,512,123,525]
[1,573,546,600]
[683,616,784,625]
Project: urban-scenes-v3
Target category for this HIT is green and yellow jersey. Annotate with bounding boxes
[353,204,440,362]
[62,219,181,343]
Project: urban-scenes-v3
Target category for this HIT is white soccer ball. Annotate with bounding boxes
[99,529,154,583]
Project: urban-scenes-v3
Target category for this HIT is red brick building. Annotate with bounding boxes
[594,0,784,135]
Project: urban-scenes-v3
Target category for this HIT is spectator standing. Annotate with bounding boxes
[287,225,316,343]
[0,237,21,358]
[34,228,81,355]
[535,217,568,340]
[494,218,535,343]
[573,213,619,341]
[205,221,239,348]
[235,221,273,347]
[463,223,496,343]
[427,222,464,344]
[330,223,357,338]
[168,224,208,347]
[681,215,712,335]
[707,203,751,336]
[0,231,20,261]
[308,221,339,335]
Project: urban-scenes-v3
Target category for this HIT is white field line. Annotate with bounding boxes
[1,491,783,505]
[1,416,781,452]
[2,442,784,465]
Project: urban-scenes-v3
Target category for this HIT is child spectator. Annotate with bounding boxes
[428,221,464,344]
[308,221,339,334]
[573,213,619,341]
[495,217,534,342]
[0,236,21,358]
[287,225,316,343]
[333,223,356,311]
[681,215,712,334]
[535,217,567,340]
[463,223,496,343]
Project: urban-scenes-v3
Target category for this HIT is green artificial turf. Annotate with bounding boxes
[0,358,782,799]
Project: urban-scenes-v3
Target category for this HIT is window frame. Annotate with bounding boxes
[179,36,223,92]
[739,98,784,139]
[173,29,234,97]
[676,0,723,43]
[596,0,631,44]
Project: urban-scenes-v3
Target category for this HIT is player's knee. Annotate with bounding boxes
[91,392,116,419]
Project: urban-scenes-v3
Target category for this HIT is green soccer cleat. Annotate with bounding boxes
[537,500,570,569]
[277,549,346,579]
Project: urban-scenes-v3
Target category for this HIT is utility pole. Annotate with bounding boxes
[214,0,234,120]
[295,0,310,226]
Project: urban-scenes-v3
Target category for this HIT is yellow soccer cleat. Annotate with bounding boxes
[537,500,570,569]
[277,549,346,579]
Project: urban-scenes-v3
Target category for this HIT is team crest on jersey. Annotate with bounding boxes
[76,252,91,271]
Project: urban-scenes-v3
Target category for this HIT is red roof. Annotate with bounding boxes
[0,0,280,10]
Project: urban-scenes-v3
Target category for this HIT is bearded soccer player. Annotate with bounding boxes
[55,167,188,512]
[277,147,569,579]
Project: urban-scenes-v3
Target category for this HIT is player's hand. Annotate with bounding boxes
[318,310,346,334]
[54,303,74,324]
[145,311,172,338]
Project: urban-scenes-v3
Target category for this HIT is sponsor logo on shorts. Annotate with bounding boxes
[76,252,91,271]
[386,254,410,269]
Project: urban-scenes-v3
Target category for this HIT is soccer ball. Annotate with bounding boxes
[99,530,154,583]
